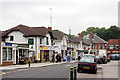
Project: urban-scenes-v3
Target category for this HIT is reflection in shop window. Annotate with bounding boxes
[8,48,12,60]
[2,47,7,61]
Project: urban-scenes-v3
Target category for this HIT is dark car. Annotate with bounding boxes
[95,55,102,64]
[77,57,97,74]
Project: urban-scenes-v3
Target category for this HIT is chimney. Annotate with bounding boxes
[48,27,52,31]
[90,32,94,38]
[79,33,84,38]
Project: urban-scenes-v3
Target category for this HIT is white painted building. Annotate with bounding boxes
[1,25,54,65]
[67,36,82,59]
[52,31,68,58]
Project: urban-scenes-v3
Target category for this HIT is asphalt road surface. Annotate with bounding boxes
[1,61,119,80]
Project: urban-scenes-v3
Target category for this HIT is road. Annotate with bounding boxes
[1,61,119,80]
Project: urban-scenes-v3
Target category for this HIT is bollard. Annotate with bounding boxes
[28,60,30,67]
[74,66,77,80]
[70,67,73,80]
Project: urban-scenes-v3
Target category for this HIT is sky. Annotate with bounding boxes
[0,0,119,35]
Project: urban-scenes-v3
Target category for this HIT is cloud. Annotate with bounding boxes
[0,0,119,35]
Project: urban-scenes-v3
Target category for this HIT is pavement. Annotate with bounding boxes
[102,60,118,78]
[0,60,77,71]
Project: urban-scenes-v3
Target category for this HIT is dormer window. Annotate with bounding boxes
[10,36,14,41]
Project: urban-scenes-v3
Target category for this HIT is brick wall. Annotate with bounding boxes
[2,61,13,66]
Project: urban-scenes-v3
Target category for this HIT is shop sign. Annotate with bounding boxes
[38,53,40,59]
[17,44,29,48]
[40,47,48,50]
[5,43,12,46]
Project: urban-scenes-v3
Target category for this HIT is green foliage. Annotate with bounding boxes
[78,25,120,41]
[67,34,75,37]
[52,30,59,31]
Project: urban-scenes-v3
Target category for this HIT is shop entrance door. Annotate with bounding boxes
[16,50,18,64]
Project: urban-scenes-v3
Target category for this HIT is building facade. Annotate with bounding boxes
[107,39,120,55]
[1,25,54,66]
[52,30,68,59]
[82,32,108,55]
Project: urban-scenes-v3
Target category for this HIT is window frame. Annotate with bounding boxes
[10,36,14,41]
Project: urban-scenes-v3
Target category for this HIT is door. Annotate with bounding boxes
[16,50,18,64]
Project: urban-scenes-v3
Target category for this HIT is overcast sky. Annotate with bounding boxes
[0,0,119,35]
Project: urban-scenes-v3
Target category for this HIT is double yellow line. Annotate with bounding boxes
[0,72,6,75]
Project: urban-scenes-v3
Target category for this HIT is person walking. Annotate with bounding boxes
[78,54,81,60]
[67,53,71,62]
[59,54,61,62]
[56,53,59,63]
[52,53,55,63]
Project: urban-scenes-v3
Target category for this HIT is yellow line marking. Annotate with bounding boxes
[0,72,6,75]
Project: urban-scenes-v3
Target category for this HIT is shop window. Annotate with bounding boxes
[28,38,34,45]
[10,36,14,41]
[40,38,42,44]
[8,48,12,60]
[2,47,7,61]
[2,47,12,61]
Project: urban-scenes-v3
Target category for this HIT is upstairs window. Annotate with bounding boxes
[28,39,34,45]
[10,36,14,41]
[98,44,100,49]
[116,45,119,49]
[40,38,42,44]
[109,45,114,49]
[46,37,49,45]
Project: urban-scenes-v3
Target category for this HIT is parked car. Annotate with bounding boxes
[83,54,95,58]
[110,54,119,60]
[95,55,102,64]
[77,57,97,74]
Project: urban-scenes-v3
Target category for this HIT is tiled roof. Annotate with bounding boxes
[2,24,39,37]
[83,34,107,45]
[108,39,120,45]
[52,31,65,40]
[31,27,49,37]
[69,36,81,43]
[2,24,53,37]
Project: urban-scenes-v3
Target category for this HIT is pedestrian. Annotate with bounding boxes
[52,53,55,63]
[78,54,81,60]
[59,54,61,62]
[67,54,71,62]
[56,53,59,63]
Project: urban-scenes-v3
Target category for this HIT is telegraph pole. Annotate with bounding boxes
[69,27,72,57]
[49,8,52,27]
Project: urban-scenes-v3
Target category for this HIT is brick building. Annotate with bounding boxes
[107,39,120,54]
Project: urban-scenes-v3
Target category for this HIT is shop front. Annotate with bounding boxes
[40,47,49,63]
[2,43,14,66]
[16,44,29,64]
[40,46,54,63]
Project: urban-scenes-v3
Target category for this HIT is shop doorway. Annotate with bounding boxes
[16,50,18,64]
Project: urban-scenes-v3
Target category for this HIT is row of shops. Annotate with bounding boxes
[2,42,83,66]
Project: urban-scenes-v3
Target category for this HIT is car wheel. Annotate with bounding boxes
[93,69,97,74]
[77,69,80,73]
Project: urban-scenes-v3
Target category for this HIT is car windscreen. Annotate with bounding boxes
[95,56,100,59]
[79,57,94,63]
[84,55,95,58]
